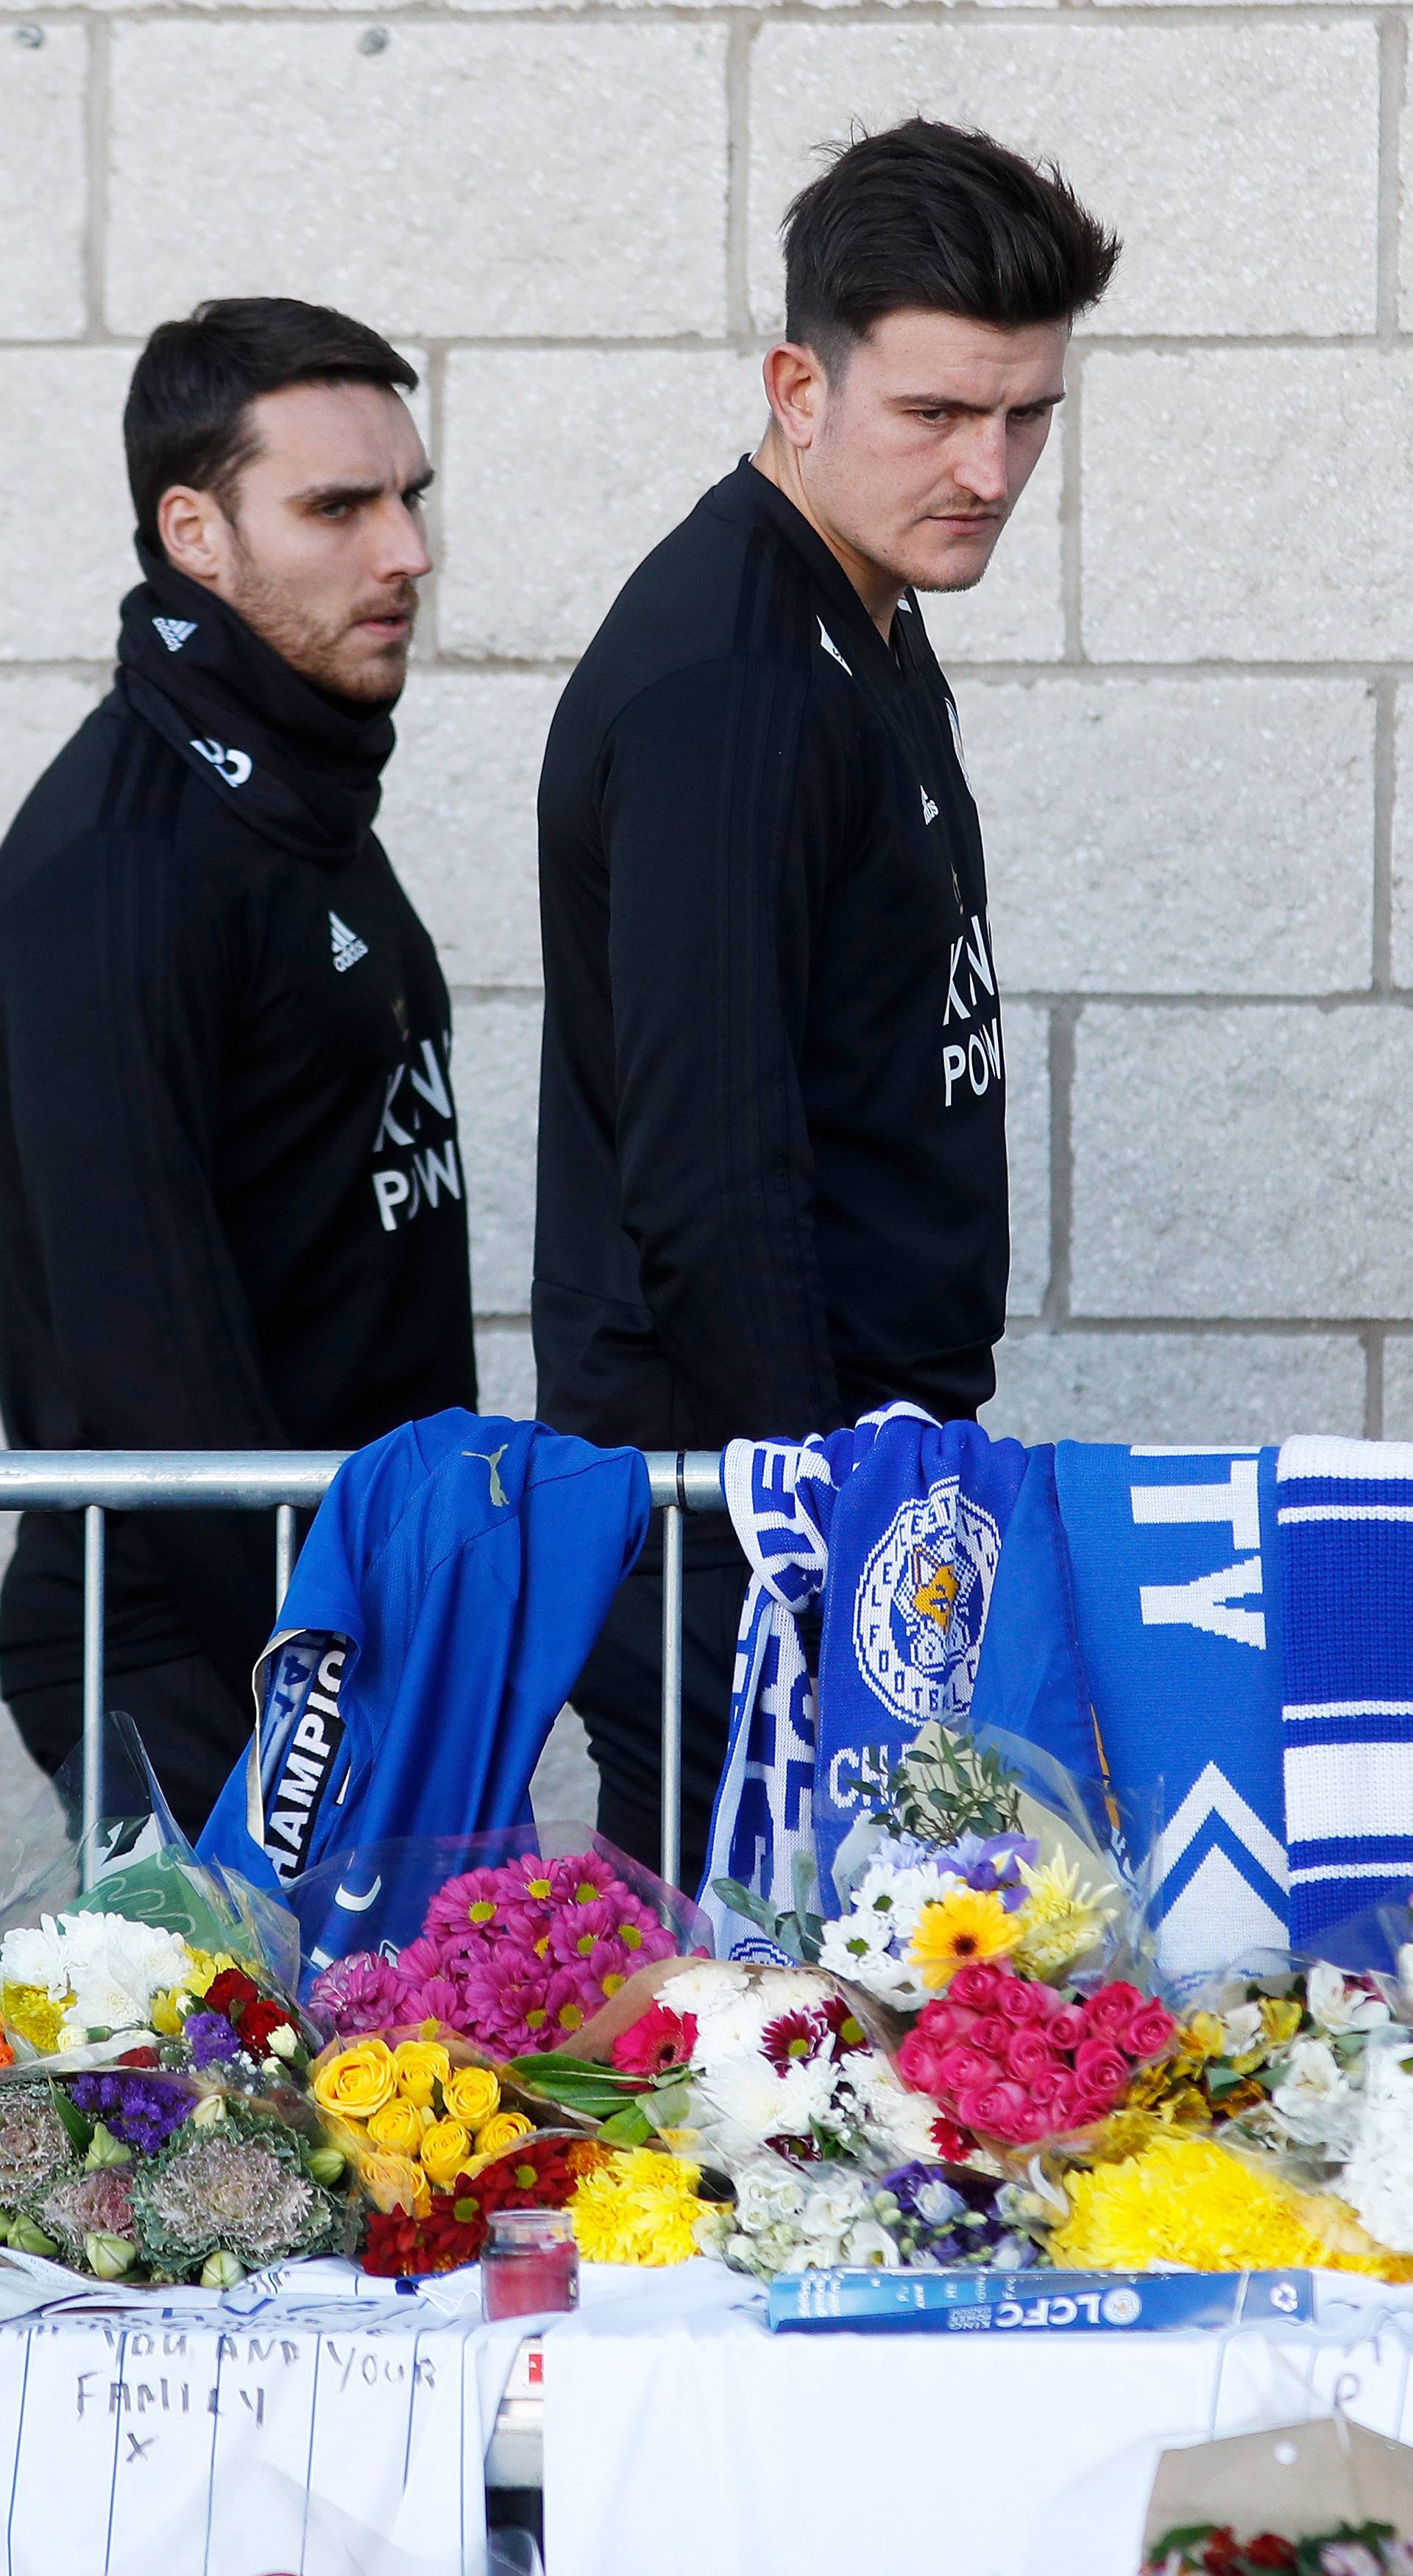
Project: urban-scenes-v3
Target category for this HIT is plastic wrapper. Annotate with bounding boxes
[306,2023,600,2215]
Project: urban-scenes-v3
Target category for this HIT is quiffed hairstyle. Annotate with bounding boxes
[783,119,1120,373]
[124,297,418,554]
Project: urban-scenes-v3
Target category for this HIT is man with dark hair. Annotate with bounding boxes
[535,120,1118,1883]
[0,297,477,1833]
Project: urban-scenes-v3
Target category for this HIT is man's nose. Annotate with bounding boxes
[952,418,1009,507]
[372,498,433,584]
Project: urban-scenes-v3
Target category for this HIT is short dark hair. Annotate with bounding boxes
[124,296,418,554]
[782,118,1120,373]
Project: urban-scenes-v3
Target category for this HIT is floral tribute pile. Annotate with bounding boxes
[308,1850,680,2056]
[0,1913,352,2285]
[1144,2523,1413,2575]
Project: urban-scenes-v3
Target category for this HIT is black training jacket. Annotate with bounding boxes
[534,458,1009,1458]
[0,550,476,1707]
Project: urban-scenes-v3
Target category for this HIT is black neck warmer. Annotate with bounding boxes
[116,545,397,868]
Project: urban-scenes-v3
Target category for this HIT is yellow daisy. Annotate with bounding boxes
[907,1886,1024,1989]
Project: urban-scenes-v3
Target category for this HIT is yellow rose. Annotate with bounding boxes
[475,2111,536,2159]
[419,2118,475,2190]
[358,2146,431,2215]
[312,2039,397,2119]
[392,2039,452,2107]
[367,2098,431,2156]
[442,2064,500,2130]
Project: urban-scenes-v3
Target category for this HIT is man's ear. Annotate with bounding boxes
[155,486,230,589]
[762,342,829,453]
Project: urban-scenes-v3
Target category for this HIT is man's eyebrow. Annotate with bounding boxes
[891,389,1066,415]
[288,466,436,507]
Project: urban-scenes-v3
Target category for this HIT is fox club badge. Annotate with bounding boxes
[851,1476,1002,1724]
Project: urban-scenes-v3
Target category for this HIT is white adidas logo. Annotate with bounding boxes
[817,619,851,676]
[920,785,939,827]
[330,911,369,972]
[153,616,196,654]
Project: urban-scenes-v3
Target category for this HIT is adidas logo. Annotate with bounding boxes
[153,616,196,654]
[817,619,851,676]
[330,911,369,973]
[920,785,939,827]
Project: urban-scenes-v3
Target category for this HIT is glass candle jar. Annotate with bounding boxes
[482,2209,580,2321]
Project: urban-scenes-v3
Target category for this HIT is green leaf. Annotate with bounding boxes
[712,1879,778,1933]
[49,2082,93,2158]
[597,2103,654,2147]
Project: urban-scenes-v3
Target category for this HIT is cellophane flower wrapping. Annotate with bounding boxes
[299,1822,708,2056]
[306,2024,597,2216]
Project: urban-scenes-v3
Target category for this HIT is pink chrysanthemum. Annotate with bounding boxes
[307,1950,411,2037]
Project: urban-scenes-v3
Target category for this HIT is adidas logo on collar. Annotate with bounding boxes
[816,619,852,676]
[330,911,369,972]
[152,616,196,654]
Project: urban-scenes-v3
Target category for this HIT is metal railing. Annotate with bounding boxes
[0,1446,728,1889]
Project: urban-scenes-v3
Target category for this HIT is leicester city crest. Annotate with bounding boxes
[851,1476,1002,1724]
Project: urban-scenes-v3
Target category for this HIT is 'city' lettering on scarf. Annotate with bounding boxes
[266,1644,347,1880]
[1132,1453,1267,1649]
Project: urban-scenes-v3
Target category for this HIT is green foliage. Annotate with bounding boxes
[873,1722,1024,1847]
[713,1851,824,1965]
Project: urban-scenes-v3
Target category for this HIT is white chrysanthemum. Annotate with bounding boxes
[702,2050,837,2145]
[1340,2050,1413,2251]
[663,1962,748,2020]
[3,1911,192,2027]
[818,1914,893,1974]
[1306,1961,1392,2038]
[1,1919,71,1995]
[843,2056,942,2164]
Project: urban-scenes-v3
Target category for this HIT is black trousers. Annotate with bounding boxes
[570,1557,748,1897]
[7,1651,252,1844]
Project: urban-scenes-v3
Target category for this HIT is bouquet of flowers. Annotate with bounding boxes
[1144,2524,1413,2574]
[0,2066,349,2285]
[304,1830,696,2058]
[698,2151,1050,2281]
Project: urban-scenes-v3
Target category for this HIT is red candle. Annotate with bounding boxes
[483,2212,579,2319]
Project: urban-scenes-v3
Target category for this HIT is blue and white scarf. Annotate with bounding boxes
[699,1406,1027,1956]
[1278,1436,1413,1945]
[1053,1443,1289,1981]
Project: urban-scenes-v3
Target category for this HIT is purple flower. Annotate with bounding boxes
[935,1831,1040,1912]
[185,2013,243,2070]
[306,1950,411,2038]
[68,2073,192,2153]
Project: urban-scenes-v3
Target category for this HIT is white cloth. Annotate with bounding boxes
[542,2270,1413,2576]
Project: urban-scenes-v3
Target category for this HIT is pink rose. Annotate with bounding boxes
[948,1961,1008,2011]
[916,2000,977,2048]
[1083,1981,1146,2042]
[973,2079,1032,2141]
[1011,2097,1063,2145]
[1069,2090,1117,2129]
[1047,2004,1088,2054]
[1027,1981,1066,2020]
[1074,2039,1130,2097]
[954,2086,996,2134]
[995,1976,1047,2026]
[1033,2070,1079,2128]
[1003,2026,1060,2084]
[1124,2000,1178,2062]
[970,2014,1013,2059]
[935,2042,995,2096]
[896,2030,949,2097]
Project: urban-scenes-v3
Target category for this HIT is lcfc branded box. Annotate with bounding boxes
[766,2268,1315,2335]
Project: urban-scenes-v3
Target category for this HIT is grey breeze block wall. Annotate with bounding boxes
[1,5,1411,1451]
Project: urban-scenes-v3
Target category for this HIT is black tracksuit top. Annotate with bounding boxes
[534,458,1010,1457]
[0,557,476,1705]
[530,461,1003,1463]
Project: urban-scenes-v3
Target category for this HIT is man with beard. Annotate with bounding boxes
[0,298,476,1834]
[535,121,1119,1885]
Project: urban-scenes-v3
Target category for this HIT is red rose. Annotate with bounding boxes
[1047,2005,1088,2054]
[1074,2039,1130,2095]
[947,1961,1008,2011]
[1199,2536,1242,2576]
[1002,2027,1060,2084]
[970,2014,1013,2059]
[240,1999,297,2055]
[1124,2000,1178,2062]
[994,1976,1047,2026]
[118,2046,160,2068]
[1083,1981,1146,2042]
[1244,2539,1297,2572]
[205,1970,261,2022]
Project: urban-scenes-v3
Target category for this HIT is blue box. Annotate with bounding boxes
[765,2268,1315,2335]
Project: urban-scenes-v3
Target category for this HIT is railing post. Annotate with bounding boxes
[659,1471,685,1892]
[81,1503,105,1885]
[275,1503,296,1614]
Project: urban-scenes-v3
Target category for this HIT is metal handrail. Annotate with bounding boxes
[0,1445,728,1889]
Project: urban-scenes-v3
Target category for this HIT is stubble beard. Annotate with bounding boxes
[223,539,418,704]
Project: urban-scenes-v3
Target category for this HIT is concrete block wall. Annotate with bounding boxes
[2,1,1410,1447]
